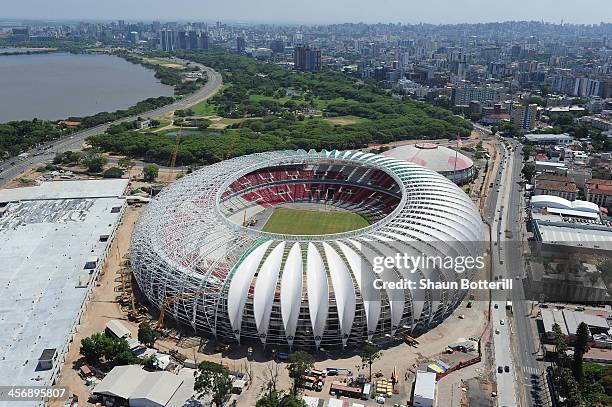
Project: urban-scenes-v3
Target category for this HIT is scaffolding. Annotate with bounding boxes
[129,149,485,350]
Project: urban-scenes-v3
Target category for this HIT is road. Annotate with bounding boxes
[503,139,550,407]
[484,136,549,407]
[0,61,222,188]
[486,138,519,407]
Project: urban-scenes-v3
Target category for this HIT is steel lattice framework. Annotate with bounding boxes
[130,149,484,349]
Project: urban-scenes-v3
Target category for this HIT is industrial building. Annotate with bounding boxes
[541,308,610,340]
[530,194,612,253]
[0,179,128,388]
[524,133,573,145]
[93,365,201,407]
[383,143,475,184]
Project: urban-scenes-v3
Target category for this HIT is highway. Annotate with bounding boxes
[485,136,549,407]
[0,61,223,188]
[503,139,550,407]
[487,139,519,407]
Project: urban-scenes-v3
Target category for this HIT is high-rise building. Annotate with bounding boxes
[511,103,538,130]
[293,45,321,72]
[236,36,246,53]
[188,31,199,50]
[160,29,176,52]
[199,31,209,50]
[177,30,188,50]
[270,39,285,54]
[129,31,139,44]
[452,86,499,106]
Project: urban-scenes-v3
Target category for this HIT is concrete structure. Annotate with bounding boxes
[412,371,436,407]
[451,85,499,106]
[511,103,537,130]
[534,174,578,200]
[383,143,475,184]
[586,179,612,209]
[293,45,321,72]
[130,150,484,350]
[524,133,573,145]
[0,179,128,388]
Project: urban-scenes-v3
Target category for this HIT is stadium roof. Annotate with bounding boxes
[383,143,473,173]
[131,149,484,348]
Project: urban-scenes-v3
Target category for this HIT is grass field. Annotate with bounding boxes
[190,100,218,116]
[262,208,369,235]
[323,115,368,126]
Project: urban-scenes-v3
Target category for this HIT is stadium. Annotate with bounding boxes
[130,149,484,350]
[383,143,475,185]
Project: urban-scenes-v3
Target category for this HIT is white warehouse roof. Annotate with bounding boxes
[531,195,600,213]
[0,179,128,203]
[413,371,436,404]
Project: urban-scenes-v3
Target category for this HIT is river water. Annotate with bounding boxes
[0,52,174,122]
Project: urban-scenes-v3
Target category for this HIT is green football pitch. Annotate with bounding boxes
[261,208,370,235]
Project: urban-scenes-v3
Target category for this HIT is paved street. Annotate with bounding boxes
[487,139,519,407]
[0,61,222,188]
[485,137,550,407]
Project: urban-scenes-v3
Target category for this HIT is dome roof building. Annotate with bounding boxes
[383,143,475,184]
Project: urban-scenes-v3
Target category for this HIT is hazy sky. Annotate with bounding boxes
[4,0,611,25]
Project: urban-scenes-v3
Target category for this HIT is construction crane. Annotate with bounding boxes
[156,289,211,330]
[168,127,181,178]
[224,111,248,161]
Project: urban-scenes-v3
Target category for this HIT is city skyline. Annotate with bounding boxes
[3,0,612,25]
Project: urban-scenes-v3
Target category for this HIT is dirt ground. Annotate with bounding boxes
[52,206,142,406]
[53,211,492,406]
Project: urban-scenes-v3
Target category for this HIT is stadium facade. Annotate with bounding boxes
[130,150,484,349]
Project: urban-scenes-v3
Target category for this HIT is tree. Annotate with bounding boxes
[573,322,590,382]
[103,166,124,178]
[107,337,137,365]
[286,351,314,395]
[138,322,160,348]
[522,162,536,182]
[84,154,108,173]
[143,164,159,182]
[262,362,280,398]
[553,323,569,361]
[361,343,382,380]
[256,392,306,407]
[80,332,113,364]
[554,367,585,406]
[194,361,233,407]
[140,354,158,370]
[118,157,134,169]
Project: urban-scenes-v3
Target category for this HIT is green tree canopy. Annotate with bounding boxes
[286,351,314,396]
[143,164,159,182]
[194,361,233,407]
